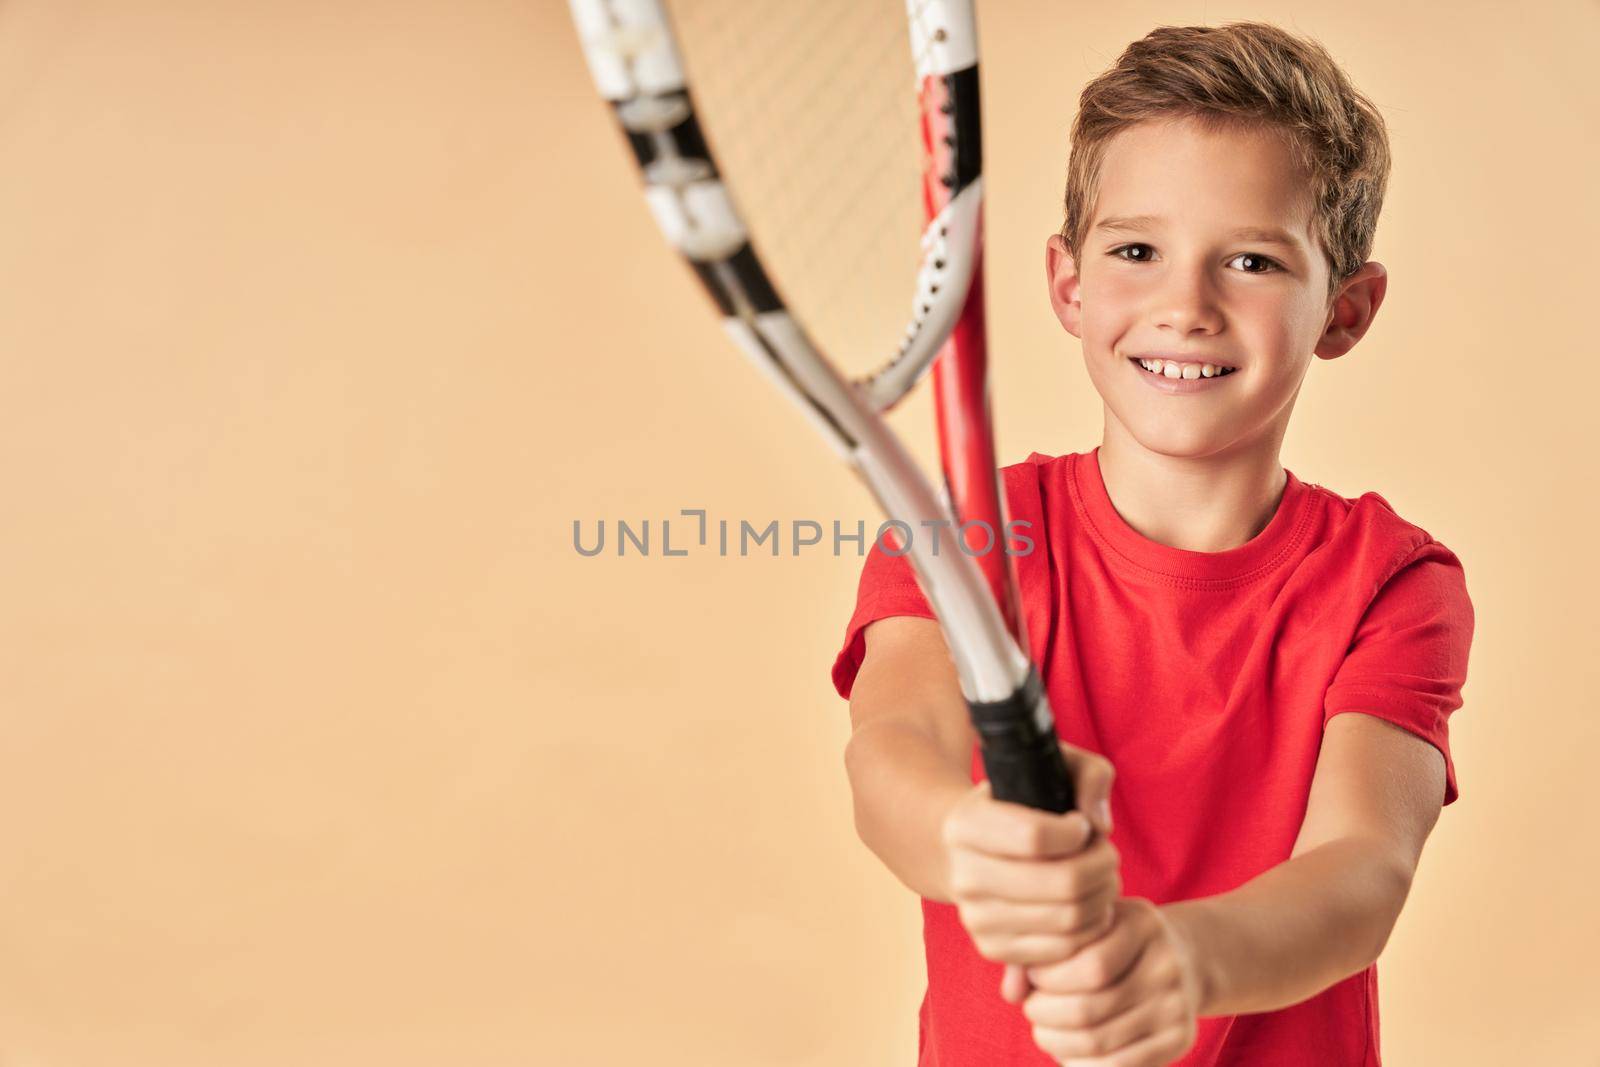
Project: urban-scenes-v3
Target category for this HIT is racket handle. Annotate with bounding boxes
[968,669,1077,815]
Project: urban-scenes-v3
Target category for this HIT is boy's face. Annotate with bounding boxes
[1046,116,1385,461]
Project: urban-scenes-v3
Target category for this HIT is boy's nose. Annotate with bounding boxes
[1152,270,1224,336]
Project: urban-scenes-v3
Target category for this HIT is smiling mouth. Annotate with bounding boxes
[1129,357,1238,380]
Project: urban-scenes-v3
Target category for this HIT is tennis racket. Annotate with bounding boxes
[567,0,1074,814]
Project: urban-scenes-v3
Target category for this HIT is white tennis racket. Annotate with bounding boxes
[568,0,1075,813]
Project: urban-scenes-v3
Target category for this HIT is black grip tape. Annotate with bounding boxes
[967,669,1077,815]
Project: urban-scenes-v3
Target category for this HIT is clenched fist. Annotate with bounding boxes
[1021,898,1202,1066]
[940,744,1119,973]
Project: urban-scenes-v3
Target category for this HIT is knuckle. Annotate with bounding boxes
[1015,937,1058,965]
[1086,903,1117,939]
[976,904,1008,935]
[1031,1025,1069,1059]
[1087,836,1119,868]
[1060,930,1095,959]
[1058,995,1094,1028]
[1083,952,1116,988]
[1082,1025,1114,1056]
[1073,809,1099,842]
[1164,1022,1197,1059]
[1042,936,1079,964]
[1082,892,1116,931]
[1056,902,1086,931]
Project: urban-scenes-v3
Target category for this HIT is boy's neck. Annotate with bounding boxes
[1096,422,1289,554]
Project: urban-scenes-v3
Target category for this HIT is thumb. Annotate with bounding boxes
[1057,742,1114,836]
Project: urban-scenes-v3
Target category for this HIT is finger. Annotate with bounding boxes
[974,931,1091,967]
[1059,1021,1193,1067]
[948,839,1121,904]
[958,883,1120,937]
[1000,963,1030,1004]
[976,919,1116,967]
[1022,975,1139,1031]
[970,912,1117,967]
[1021,935,1175,1028]
[1025,901,1155,994]
[944,794,1096,860]
[1028,992,1181,1062]
[1057,744,1115,836]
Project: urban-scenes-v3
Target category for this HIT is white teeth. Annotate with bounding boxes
[1135,357,1235,378]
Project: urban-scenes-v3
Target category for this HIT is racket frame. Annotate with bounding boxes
[569,0,1075,814]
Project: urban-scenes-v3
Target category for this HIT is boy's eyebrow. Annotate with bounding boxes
[1092,214,1304,250]
[1092,214,1166,235]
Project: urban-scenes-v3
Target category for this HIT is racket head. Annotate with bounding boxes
[571,0,1029,683]
[568,0,983,409]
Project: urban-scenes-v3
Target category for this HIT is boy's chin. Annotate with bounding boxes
[1116,414,1246,462]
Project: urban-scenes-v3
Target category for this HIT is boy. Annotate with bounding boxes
[832,22,1474,1067]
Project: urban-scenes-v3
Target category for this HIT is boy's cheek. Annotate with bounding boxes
[1080,299,1153,360]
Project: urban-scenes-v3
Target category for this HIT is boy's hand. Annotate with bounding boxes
[940,745,1118,970]
[1020,898,1202,1066]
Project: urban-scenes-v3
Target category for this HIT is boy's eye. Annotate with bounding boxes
[1228,252,1281,274]
[1110,243,1154,263]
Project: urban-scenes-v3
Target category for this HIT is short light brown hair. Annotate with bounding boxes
[1061,22,1390,299]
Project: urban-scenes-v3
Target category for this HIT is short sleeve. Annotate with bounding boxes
[829,539,936,700]
[1324,542,1476,804]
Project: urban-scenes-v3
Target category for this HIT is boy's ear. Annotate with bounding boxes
[1315,261,1388,360]
[1044,234,1084,338]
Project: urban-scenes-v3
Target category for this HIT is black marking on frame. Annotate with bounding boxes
[621,123,656,169]
[689,259,736,316]
[612,95,719,179]
[944,65,983,193]
[724,244,782,313]
[688,243,782,318]
[668,105,714,169]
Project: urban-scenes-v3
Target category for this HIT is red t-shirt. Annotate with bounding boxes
[831,449,1474,1066]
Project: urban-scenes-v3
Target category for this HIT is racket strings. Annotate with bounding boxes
[667,0,946,379]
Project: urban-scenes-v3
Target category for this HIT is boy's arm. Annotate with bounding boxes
[1018,713,1445,1063]
[842,616,978,903]
[1162,712,1446,1015]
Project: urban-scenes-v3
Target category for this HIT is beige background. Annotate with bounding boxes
[0,1,1594,1064]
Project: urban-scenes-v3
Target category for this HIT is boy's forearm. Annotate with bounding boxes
[843,720,972,903]
[1160,837,1416,1017]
